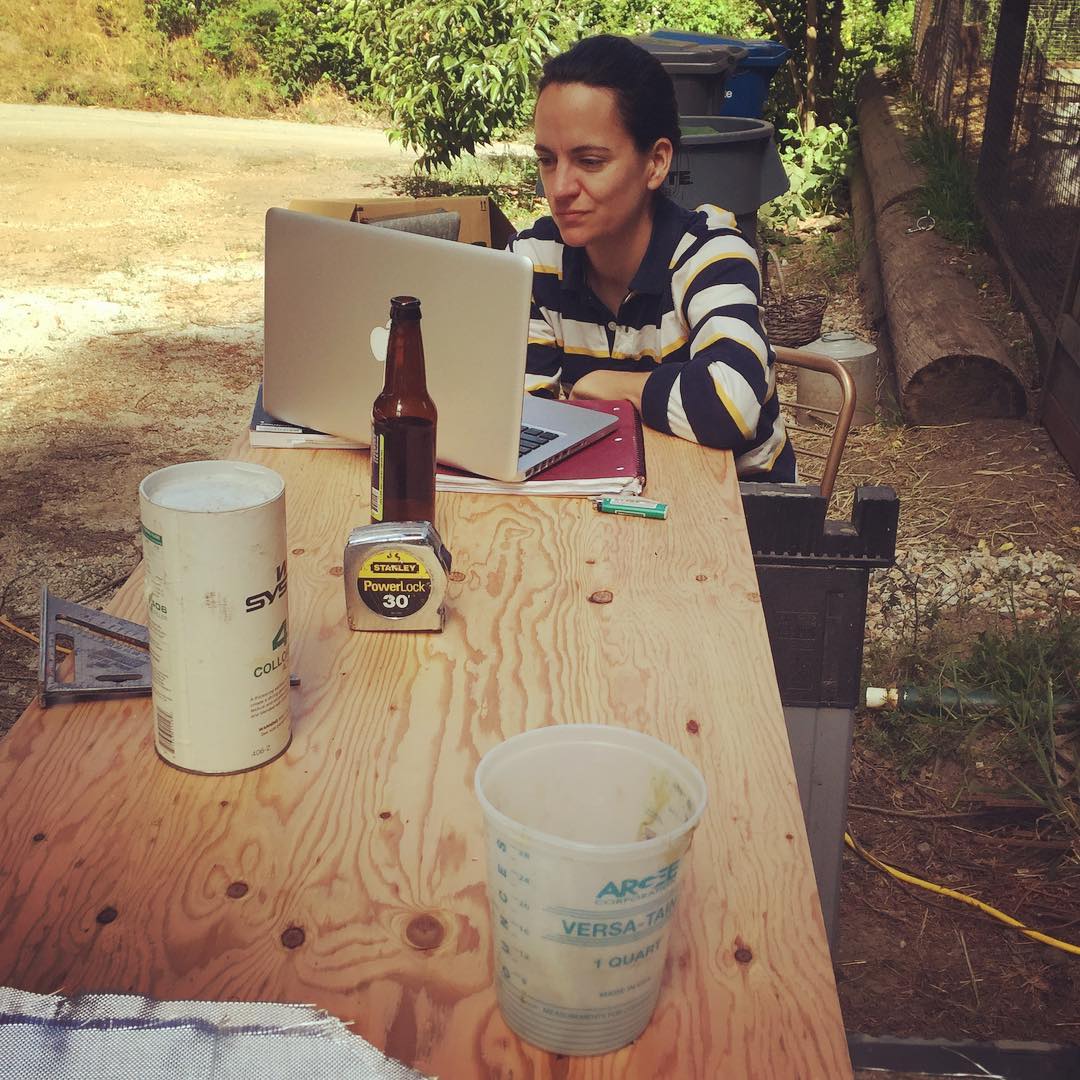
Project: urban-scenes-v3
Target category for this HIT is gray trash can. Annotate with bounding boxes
[632,36,746,116]
[665,116,790,248]
[641,29,792,119]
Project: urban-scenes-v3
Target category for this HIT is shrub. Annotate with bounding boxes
[832,0,915,123]
[265,0,367,101]
[198,0,282,73]
[573,0,764,38]
[147,0,220,38]
[763,113,852,225]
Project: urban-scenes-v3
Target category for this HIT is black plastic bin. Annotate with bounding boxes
[741,482,899,946]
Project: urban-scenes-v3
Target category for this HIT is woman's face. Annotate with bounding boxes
[533,82,671,251]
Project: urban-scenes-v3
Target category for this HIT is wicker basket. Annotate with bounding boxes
[761,248,828,349]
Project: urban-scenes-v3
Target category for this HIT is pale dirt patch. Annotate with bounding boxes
[0,104,416,730]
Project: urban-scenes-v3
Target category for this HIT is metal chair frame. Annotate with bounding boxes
[772,345,857,503]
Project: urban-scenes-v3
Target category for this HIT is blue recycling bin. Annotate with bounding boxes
[645,28,791,119]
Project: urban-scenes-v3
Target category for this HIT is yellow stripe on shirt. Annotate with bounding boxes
[692,327,767,369]
[682,250,756,295]
[661,334,687,357]
[564,343,613,359]
[709,373,756,439]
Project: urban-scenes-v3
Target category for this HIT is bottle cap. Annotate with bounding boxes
[390,295,422,321]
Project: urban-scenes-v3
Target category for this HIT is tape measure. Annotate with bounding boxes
[343,521,452,632]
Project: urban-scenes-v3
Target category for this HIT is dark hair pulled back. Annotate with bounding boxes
[537,34,681,154]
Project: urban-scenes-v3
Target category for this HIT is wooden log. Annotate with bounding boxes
[856,65,1027,423]
[875,203,1027,421]
[850,157,902,415]
[850,157,887,331]
[856,68,925,217]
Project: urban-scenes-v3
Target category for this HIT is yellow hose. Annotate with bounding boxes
[1,615,72,654]
[845,831,1080,957]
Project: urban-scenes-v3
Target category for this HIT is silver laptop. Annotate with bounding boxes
[263,208,616,482]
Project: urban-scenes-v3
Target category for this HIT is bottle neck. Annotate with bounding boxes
[383,320,428,396]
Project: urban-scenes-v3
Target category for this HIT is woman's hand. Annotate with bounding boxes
[568,370,650,410]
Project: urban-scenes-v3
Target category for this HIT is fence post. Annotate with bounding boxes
[976,0,1032,197]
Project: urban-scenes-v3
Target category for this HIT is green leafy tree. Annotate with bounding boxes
[750,0,912,131]
[359,0,571,169]
[574,0,765,36]
[722,0,842,132]
[179,0,366,101]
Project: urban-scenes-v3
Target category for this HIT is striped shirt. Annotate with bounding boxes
[509,198,795,482]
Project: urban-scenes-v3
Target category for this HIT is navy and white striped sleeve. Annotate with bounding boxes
[640,224,771,449]
[509,229,564,395]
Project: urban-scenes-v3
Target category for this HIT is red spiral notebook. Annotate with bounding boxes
[435,399,647,497]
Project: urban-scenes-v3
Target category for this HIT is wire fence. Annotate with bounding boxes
[912,0,1080,357]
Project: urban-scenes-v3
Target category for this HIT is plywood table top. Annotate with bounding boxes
[0,429,851,1078]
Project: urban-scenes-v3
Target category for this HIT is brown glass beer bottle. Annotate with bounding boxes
[370,296,437,524]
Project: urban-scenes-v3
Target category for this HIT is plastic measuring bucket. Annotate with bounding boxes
[474,724,707,1056]
[796,330,879,428]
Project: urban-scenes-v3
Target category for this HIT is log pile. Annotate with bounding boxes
[856,69,1027,422]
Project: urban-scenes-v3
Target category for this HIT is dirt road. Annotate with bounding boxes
[0,103,417,733]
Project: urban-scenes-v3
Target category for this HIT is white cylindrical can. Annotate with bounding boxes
[139,460,291,774]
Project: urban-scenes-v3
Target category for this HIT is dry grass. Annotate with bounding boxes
[0,0,371,121]
[0,0,271,113]
[279,81,386,127]
[837,419,1080,557]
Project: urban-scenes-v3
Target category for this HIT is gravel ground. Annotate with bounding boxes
[867,543,1080,650]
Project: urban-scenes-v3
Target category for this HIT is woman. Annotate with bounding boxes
[511,34,795,482]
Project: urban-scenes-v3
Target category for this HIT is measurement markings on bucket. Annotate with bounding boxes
[489,826,687,1042]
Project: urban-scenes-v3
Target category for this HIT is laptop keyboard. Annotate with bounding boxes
[518,425,560,458]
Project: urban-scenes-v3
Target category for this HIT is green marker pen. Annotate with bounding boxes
[595,496,668,520]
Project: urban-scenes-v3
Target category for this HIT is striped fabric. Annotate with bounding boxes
[510,198,795,482]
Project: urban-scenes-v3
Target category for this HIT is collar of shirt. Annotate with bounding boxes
[560,197,697,302]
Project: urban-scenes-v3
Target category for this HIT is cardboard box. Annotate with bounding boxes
[287,195,516,249]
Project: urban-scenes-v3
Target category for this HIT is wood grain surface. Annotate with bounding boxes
[0,430,851,1078]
